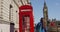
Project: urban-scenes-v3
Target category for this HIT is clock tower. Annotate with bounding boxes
[43,0,48,21]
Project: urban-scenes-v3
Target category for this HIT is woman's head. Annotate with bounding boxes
[40,18,44,23]
[40,18,47,29]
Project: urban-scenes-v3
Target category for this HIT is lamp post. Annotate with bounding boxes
[57,21,58,32]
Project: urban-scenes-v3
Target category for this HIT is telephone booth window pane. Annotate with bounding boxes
[22,16,30,32]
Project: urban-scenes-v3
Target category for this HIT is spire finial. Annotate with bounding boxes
[45,0,46,2]
[44,0,46,6]
[44,0,46,4]
[44,0,45,2]
[44,0,45,1]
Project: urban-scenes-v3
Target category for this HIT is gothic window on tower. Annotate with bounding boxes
[22,16,30,32]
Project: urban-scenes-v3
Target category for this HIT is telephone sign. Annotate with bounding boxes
[21,9,31,12]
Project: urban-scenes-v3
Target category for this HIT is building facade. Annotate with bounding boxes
[47,19,60,32]
[0,0,31,32]
[0,0,12,32]
[0,0,20,32]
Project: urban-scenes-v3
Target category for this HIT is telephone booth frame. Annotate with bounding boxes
[19,5,34,32]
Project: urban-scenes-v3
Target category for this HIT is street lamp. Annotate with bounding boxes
[57,21,58,32]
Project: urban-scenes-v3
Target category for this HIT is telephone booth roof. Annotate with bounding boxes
[19,5,33,10]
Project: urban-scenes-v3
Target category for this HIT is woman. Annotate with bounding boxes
[40,18,45,32]
[36,18,46,32]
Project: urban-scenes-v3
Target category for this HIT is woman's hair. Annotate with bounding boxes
[40,18,44,23]
[40,18,44,29]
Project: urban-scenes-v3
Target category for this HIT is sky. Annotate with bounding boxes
[30,0,60,24]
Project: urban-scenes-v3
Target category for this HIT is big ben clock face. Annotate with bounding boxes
[44,9,47,11]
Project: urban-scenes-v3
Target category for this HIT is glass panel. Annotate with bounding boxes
[22,16,30,32]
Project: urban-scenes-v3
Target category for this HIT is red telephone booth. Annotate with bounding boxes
[19,5,34,32]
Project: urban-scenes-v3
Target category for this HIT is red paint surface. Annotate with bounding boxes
[19,5,34,32]
[50,22,55,27]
